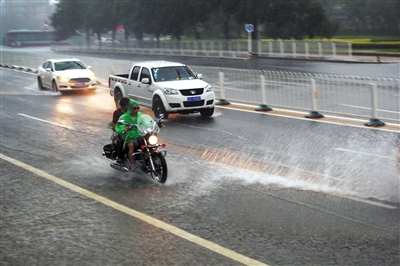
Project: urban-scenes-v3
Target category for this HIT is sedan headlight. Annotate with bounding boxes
[148,135,158,145]
[57,76,69,82]
[205,84,212,92]
[164,88,179,95]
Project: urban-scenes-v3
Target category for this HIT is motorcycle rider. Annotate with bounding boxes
[113,97,130,130]
[112,97,130,163]
[115,99,143,171]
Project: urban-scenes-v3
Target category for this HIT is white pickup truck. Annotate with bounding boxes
[108,61,215,119]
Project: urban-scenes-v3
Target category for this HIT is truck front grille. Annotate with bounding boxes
[180,88,204,96]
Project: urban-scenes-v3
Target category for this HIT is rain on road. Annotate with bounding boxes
[1,61,399,265]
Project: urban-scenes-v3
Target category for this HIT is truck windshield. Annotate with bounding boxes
[152,66,196,82]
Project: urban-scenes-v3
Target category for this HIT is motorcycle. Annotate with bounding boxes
[102,114,168,183]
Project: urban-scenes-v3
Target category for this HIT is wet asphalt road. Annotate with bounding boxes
[1,66,399,265]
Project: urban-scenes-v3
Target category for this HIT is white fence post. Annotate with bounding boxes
[292,41,296,58]
[305,42,309,59]
[365,83,385,126]
[255,75,272,111]
[306,79,324,118]
[268,41,272,56]
[318,42,322,57]
[332,42,336,57]
[349,43,352,58]
[216,71,230,105]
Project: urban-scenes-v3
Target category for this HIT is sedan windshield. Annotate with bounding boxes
[54,61,86,71]
[152,66,196,82]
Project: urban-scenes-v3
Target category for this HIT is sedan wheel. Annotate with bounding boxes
[52,81,58,92]
[38,77,44,90]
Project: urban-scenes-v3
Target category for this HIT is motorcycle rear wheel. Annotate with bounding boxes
[150,153,167,183]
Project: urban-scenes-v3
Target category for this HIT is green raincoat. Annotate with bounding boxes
[115,99,143,143]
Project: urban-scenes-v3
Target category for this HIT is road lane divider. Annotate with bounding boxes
[0,153,269,266]
[18,113,74,130]
[216,103,400,133]
[335,148,394,160]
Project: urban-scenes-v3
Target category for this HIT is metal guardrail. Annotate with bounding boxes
[52,39,352,60]
[189,66,399,125]
[1,50,398,126]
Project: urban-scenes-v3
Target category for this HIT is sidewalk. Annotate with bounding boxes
[255,53,400,64]
[328,54,400,64]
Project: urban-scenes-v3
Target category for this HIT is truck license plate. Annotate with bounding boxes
[187,96,201,102]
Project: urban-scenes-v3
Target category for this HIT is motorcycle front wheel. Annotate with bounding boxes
[150,153,168,183]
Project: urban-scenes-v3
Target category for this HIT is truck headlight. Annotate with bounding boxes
[205,84,212,92]
[164,88,179,95]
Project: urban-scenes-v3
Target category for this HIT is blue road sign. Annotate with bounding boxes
[245,24,254,32]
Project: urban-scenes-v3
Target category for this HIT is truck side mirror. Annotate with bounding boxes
[141,78,150,84]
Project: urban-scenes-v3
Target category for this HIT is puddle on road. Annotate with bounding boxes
[166,138,399,203]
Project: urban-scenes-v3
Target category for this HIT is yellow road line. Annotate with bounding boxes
[0,153,268,266]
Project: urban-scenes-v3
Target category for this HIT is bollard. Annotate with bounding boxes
[306,79,324,118]
[365,83,385,127]
[255,75,272,111]
[216,71,230,105]
[248,51,253,60]
[376,56,381,63]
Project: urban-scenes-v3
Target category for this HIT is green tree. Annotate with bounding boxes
[119,0,153,42]
[231,0,274,39]
[218,0,243,39]
[50,0,338,42]
[86,0,119,46]
[50,0,85,41]
[301,1,336,38]
[367,0,399,35]
[340,0,399,35]
[265,0,336,39]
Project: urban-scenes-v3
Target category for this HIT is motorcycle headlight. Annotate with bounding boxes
[148,135,158,145]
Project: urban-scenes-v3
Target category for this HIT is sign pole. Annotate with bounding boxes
[248,31,252,60]
[245,24,254,60]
